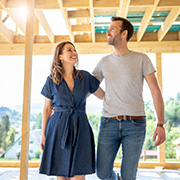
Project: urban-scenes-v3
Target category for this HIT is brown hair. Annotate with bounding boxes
[111,16,134,41]
[50,41,82,85]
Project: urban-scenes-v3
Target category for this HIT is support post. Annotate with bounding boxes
[156,52,166,164]
[20,0,34,179]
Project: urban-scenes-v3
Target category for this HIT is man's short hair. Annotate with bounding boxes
[111,16,134,41]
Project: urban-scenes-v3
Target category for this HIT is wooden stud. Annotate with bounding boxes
[156,53,166,164]
[20,0,34,179]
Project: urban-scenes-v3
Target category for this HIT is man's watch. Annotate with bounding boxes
[157,123,165,128]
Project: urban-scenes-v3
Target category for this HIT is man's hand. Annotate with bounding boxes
[153,127,166,146]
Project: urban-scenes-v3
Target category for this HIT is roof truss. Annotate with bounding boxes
[0,0,180,55]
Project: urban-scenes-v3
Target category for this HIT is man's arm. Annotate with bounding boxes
[145,73,166,146]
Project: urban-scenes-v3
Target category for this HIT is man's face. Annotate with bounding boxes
[106,21,124,46]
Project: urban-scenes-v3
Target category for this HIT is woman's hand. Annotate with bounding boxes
[40,134,46,150]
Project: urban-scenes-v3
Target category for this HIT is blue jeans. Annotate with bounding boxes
[96,116,146,180]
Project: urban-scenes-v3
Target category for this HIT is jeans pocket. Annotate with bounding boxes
[100,117,110,124]
[131,117,146,126]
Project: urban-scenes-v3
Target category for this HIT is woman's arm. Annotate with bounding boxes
[40,97,52,150]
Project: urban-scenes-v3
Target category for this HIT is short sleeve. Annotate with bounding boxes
[142,54,156,77]
[81,71,100,94]
[41,76,53,99]
[92,59,104,79]
[89,74,100,94]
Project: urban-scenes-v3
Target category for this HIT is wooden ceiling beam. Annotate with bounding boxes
[116,0,131,18]
[0,31,179,44]
[0,32,174,44]
[158,8,180,41]
[1,41,180,55]
[35,10,54,43]
[2,0,180,9]
[137,0,160,42]
[13,35,71,44]
[0,20,14,43]
[68,9,90,18]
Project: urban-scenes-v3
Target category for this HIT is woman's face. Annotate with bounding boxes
[59,43,78,65]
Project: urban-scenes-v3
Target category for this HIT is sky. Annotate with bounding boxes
[0,53,180,109]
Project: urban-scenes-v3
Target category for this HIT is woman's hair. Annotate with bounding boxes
[111,16,134,42]
[50,41,82,85]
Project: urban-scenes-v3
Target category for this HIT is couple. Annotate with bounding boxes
[39,17,166,180]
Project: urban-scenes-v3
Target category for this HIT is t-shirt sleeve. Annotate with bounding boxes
[142,54,156,77]
[41,76,53,99]
[85,71,100,94]
[92,59,104,79]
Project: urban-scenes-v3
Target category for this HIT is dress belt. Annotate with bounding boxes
[55,106,85,149]
[110,115,145,121]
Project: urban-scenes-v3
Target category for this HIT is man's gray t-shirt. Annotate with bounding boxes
[92,51,156,117]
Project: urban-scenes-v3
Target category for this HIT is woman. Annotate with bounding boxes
[39,41,104,180]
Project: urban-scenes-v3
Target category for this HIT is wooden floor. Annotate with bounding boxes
[0,167,180,180]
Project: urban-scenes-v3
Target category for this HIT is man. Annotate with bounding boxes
[92,17,166,180]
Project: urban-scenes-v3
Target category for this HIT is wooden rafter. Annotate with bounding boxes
[0,1,26,34]
[6,9,26,34]
[137,0,160,42]
[57,0,74,42]
[89,0,95,42]
[0,20,14,43]
[1,41,180,56]
[35,10,54,43]
[158,8,180,41]
[116,0,131,18]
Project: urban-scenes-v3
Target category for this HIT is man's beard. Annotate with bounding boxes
[107,36,115,45]
[107,36,120,46]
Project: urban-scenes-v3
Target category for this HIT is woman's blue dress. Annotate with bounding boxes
[39,70,100,177]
